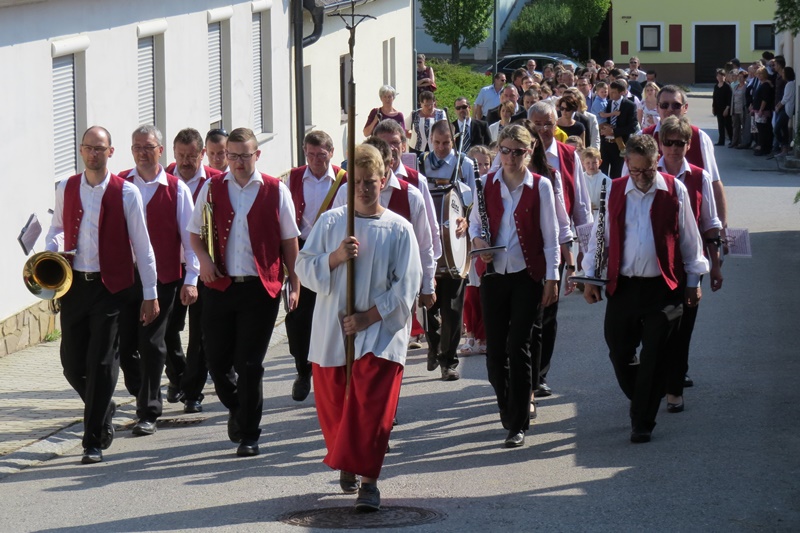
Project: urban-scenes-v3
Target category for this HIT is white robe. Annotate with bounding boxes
[296,206,422,368]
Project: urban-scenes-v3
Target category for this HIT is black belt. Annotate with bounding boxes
[74,271,102,282]
[231,275,259,283]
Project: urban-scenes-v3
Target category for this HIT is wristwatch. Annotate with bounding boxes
[565,264,576,271]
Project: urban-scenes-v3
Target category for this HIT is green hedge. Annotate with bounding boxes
[426,58,490,111]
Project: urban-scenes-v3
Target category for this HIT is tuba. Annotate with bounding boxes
[200,183,216,263]
[23,251,73,313]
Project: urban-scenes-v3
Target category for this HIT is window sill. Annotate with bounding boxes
[255,131,276,145]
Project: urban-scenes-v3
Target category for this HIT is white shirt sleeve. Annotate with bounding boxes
[571,151,594,227]
[187,180,209,235]
[408,187,436,295]
[176,180,199,286]
[551,170,574,244]
[698,129,722,183]
[675,180,710,286]
[45,180,67,252]
[538,178,561,281]
[414,174,442,260]
[122,182,158,300]
[277,182,301,240]
[699,170,722,233]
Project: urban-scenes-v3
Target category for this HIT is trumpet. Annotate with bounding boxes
[23,251,73,314]
[201,184,217,263]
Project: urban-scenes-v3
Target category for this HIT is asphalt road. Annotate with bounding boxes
[0,99,798,532]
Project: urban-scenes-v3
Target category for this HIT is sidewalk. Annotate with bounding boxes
[0,306,288,477]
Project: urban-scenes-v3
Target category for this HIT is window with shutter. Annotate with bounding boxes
[138,37,155,125]
[209,22,222,127]
[53,55,76,181]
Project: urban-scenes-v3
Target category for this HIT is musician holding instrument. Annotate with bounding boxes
[188,127,300,458]
[296,143,422,512]
[285,131,347,402]
[421,120,476,381]
[44,126,159,464]
[582,135,708,444]
[469,125,561,448]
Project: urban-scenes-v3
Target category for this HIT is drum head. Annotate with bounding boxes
[440,188,471,278]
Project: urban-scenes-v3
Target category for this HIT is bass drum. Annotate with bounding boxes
[431,185,471,279]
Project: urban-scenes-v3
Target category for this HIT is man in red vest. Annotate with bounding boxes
[205,128,229,173]
[45,126,159,464]
[583,135,709,443]
[164,128,224,414]
[657,116,724,414]
[285,130,347,402]
[189,127,301,457]
[117,125,199,437]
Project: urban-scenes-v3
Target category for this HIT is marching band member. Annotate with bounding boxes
[296,143,422,512]
[285,131,347,402]
[469,125,561,448]
[117,125,198,436]
[205,128,229,173]
[45,126,159,463]
[188,128,301,457]
[583,134,708,443]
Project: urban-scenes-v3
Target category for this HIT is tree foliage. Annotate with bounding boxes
[774,0,800,34]
[508,0,610,56]
[419,0,493,62]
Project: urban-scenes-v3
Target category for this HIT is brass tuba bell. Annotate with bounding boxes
[23,251,73,313]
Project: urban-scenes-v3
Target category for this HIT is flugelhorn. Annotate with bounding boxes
[23,251,73,313]
[201,184,216,263]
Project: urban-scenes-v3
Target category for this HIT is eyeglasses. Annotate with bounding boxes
[226,151,256,162]
[560,106,571,112]
[305,151,330,161]
[80,144,109,154]
[455,105,469,111]
[662,139,688,148]
[658,102,684,110]
[628,167,657,178]
[132,144,160,153]
[498,146,528,157]
[533,123,555,130]
[207,128,228,137]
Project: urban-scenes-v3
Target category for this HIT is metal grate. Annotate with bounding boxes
[279,506,446,529]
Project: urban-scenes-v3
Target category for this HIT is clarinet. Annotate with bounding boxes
[474,177,497,276]
[592,179,607,277]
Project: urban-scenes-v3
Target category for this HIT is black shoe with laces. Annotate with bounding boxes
[355,483,381,512]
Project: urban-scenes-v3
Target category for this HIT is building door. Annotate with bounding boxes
[695,25,736,83]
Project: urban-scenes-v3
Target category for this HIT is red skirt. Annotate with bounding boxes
[463,285,485,340]
[312,353,403,479]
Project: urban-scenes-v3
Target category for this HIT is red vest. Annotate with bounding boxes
[287,165,345,228]
[644,124,705,171]
[479,172,546,281]
[119,169,182,284]
[165,163,221,202]
[387,179,412,221]
[63,174,135,294]
[606,174,685,296]
[556,141,577,218]
[205,174,284,296]
[402,165,421,189]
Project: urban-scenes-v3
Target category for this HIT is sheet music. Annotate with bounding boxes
[575,222,594,254]
[400,152,418,171]
[724,228,752,258]
[18,214,42,255]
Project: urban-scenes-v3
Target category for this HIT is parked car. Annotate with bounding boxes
[481,53,584,77]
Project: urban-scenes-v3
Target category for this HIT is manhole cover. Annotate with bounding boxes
[279,506,446,529]
[157,416,209,427]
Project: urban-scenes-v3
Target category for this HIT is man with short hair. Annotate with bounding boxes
[626,56,647,83]
[646,70,657,84]
[576,77,594,108]
[474,73,506,121]
[583,134,709,443]
[451,97,492,152]
[205,128,229,172]
[45,126,159,463]
[163,128,224,413]
[604,59,615,70]
[599,80,638,178]
[189,127,301,457]
[485,85,526,125]
[522,89,539,112]
[285,130,347,402]
[117,125,199,436]
[526,59,537,78]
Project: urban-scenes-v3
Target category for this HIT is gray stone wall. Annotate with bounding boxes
[0,301,60,357]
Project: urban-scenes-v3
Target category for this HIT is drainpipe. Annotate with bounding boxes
[294,0,325,166]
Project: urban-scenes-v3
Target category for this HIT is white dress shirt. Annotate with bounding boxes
[188,171,300,277]
[468,169,561,281]
[395,163,441,260]
[179,165,210,198]
[582,173,709,287]
[422,150,475,206]
[544,139,594,227]
[126,166,200,286]
[333,172,436,295]
[46,171,158,300]
[658,157,722,233]
[297,164,336,240]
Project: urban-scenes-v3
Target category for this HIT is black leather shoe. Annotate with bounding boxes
[166,385,184,404]
[236,442,259,457]
[81,447,103,464]
[426,352,438,372]
[630,428,652,443]
[530,400,537,421]
[667,400,685,413]
[132,419,157,436]
[100,401,116,450]
[339,471,360,494]
[184,400,203,413]
[291,373,312,402]
[534,381,552,398]
[441,367,460,381]
[227,411,242,443]
[684,374,694,387]
[355,483,381,512]
[504,430,525,448]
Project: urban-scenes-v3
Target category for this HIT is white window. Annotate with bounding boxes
[138,37,155,125]
[209,22,223,129]
[53,55,76,180]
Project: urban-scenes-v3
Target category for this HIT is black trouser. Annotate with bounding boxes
[756,120,773,152]
[604,276,682,432]
[774,108,791,149]
[285,285,317,376]
[666,281,701,397]
[166,279,211,402]
[202,280,280,443]
[716,114,733,144]
[119,274,179,422]
[480,271,543,434]
[538,262,564,382]
[600,139,624,178]
[60,276,124,449]
[425,276,466,370]
[163,269,189,392]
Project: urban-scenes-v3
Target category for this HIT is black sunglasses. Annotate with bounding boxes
[662,139,688,147]
[658,102,684,110]
[455,105,469,111]
[498,146,528,157]
[207,128,229,137]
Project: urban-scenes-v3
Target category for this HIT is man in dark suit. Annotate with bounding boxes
[452,97,492,152]
[600,79,638,178]
[485,86,527,125]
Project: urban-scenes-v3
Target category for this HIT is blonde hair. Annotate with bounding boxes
[581,147,601,160]
[565,135,585,150]
[498,124,532,146]
[353,143,384,177]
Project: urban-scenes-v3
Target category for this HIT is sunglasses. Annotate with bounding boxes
[498,146,528,157]
[662,139,688,147]
[658,102,684,110]
[455,105,469,111]
[207,128,229,137]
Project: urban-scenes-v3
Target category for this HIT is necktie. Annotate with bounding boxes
[461,122,471,150]
[611,101,619,126]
